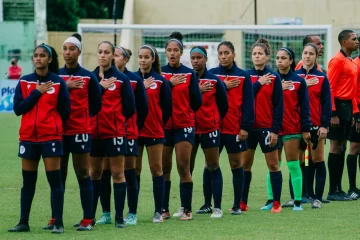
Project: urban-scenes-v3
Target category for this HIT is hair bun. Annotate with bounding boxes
[169,31,183,41]
[72,33,82,42]
[256,37,271,55]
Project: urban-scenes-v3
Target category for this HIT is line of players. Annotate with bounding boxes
[8,29,360,234]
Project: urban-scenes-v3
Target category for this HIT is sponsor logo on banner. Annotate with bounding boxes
[0,80,18,112]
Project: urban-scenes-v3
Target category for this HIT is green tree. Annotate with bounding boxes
[47,0,79,31]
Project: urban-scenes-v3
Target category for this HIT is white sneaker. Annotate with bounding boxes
[210,208,223,219]
[152,212,164,223]
[172,207,184,217]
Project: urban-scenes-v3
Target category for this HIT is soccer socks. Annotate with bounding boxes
[210,168,223,209]
[270,171,282,202]
[242,168,252,206]
[153,175,165,213]
[125,169,138,214]
[203,168,212,206]
[327,153,339,193]
[163,181,171,211]
[78,176,94,220]
[287,161,302,202]
[20,170,38,224]
[113,182,127,220]
[92,179,101,218]
[346,154,357,190]
[266,161,281,201]
[100,169,111,213]
[338,150,346,191]
[46,170,64,225]
[180,182,193,212]
[137,175,141,193]
[300,162,306,197]
[314,161,326,201]
[306,160,315,197]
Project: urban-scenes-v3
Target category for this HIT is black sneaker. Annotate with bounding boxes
[347,190,359,200]
[327,192,344,201]
[195,205,213,214]
[73,218,96,227]
[43,218,55,230]
[51,224,64,234]
[115,218,126,228]
[8,223,30,233]
[301,196,313,204]
[338,191,355,201]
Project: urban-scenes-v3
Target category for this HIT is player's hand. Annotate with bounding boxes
[100,77,116,89]
[36,80,53,94]
[239,129,248,141]
[258,73,274,85]
[144,77,155,89]
[330,116,340,128]
[302,132,311,144]
[269,132,278,147]
[66,76,84,89]
[317,127,328,140]
[224,76,240,89]
[281,80,294,91]
[305,77,319,87]
[170,75,186,86]
[199,81,213,93]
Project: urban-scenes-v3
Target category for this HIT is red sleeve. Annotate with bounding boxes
[327,57,343,112]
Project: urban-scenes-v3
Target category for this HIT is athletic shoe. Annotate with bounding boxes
[355,188,360,198]
[230,206,242,215]
[8,223,30,232]
[125,213,137,226]
[338,191,354,201]
[76,219,93,231]
[311,199,322,209]
[347,190,359,200]
[96,212,112,224]
[152,212,164,223]
[210,208,223,219]
[161,209,170,220]
[271,201,282,213]
[240,201,249,212]
[301,196,313,204]
[51,224,64,234]
[173,207,184,217]
[260,200,273,210]
[282,199,294,208]
[196,205,212,214]
[74,218,96,227]
[115,218,126,228]
[180,210,193,221]
[43,218,55,230]
[293,204,304,211]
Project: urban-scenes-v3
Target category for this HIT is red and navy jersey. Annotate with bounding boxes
[195,68,228,134]
[296,66,332,128]
[91,66,135,139]
[13,71,70,142]
[209,63,254,134]
[135,69,172,138]
[161,64,202,130]
[278,71,311,135]
[123,68,148,140]
[59,65,102,135]
[248,67,284,133]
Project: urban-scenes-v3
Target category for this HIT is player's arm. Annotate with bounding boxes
[189,71,202,112]
[160,79,173,125]
[327,57,342,114]
[57,79,71,123]
[215,79,228,120]
[271,74,284,134]
[13,80,42,116]
[241,74,255,131]
[121,76,136,120]
[320,76,332,128]
[298,79,312,132]
[88,73,102,116]
[135,78,148,131]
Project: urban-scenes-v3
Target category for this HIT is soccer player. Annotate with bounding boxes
[189,46,228,218]
[206,42,254,215]
[327,30,359,201]
[263,47,311,211]
[90,41,135,228]
[295,35,324,71]
[296,43,332,208]
[97,46,148,226]
[161,32,202,220]
[42,33,102,231]
[9,44,70,233]
[135,44,172,222]
[242,38,284,213]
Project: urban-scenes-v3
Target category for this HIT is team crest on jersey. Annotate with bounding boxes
[149,82,157,89]
[47,87,55,94]
[288,84,295,91]
[108,83,116,91]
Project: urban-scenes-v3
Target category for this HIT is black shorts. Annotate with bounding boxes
[63,134,91,154]
[349,124,360,143]
[195,130,220,149]
[164,127,195,146]
[138,137,164,147]
[90,137,127,157]
[247,129,281,153]
[219,134,248,154]
[126,139,138,156]
[328,119,352,141]
[18,140,63,161]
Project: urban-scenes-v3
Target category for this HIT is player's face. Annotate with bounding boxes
[302,46,317,66]
[166,41,182,67]
[276,50,292,71]
[97,43,114,68]
[345,32,359,52]
[191,52,207,72]
[33,47,51,70]
[218,45,235,68]
[63,42,80,65]
[114,48,128,70]
[311,36,324,57]
[138,48,154,71]
[252,46,268,67]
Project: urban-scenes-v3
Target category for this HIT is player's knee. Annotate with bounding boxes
[150,164,162,177]
[207,162,219,172]
[349,143,360,155]
[111,171,125,182]
[268,163,279,172]
[177,165,190,179]
[75,167,89,179]
[135,166,142,176]
[90,168,102,180]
